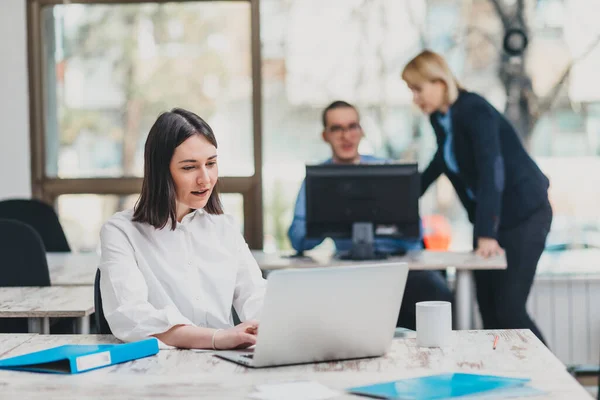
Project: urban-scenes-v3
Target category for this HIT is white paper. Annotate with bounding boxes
[248,381,339,400]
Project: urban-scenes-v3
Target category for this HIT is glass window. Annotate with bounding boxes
[57,194,138,252]
[43,2,254,179]
[57,192,244,253]
[260,0,600,252]
[220,193,244,234]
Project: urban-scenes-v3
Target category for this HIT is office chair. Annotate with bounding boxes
[0,219,51,332]
[0,219,51,287]
[0,199,71,252]
[94,269,113,334]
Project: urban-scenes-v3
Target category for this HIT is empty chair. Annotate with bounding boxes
[94,269,112,334]
[0,199,70,252]
[0,219,50,333]
[0,219,50,287]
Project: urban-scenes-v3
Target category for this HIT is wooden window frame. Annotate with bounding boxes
[26,0,263,248]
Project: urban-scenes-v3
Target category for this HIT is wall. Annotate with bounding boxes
[0,0,31,199]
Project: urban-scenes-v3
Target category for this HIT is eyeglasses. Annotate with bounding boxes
[326,122,362,136]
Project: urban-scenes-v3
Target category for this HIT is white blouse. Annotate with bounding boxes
[98,208,266,343]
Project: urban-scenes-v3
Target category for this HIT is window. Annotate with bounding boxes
[30,0,600,253]
[28,0,263,248]
[57,192,243,252]
[259,0,600,252]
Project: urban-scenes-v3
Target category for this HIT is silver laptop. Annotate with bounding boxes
[215,262,408,368]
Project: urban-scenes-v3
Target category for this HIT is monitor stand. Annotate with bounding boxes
[338,222,387,261]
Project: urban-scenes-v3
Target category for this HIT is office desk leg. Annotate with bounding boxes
[455,270,474,330]
[28,318,50,334]
[76,316,90,334]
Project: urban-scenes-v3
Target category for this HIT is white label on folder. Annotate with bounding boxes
[76,351,112,372]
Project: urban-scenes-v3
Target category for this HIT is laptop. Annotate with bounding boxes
[215,262,408,368]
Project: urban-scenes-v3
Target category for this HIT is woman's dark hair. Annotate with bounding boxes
[133,108,223,230]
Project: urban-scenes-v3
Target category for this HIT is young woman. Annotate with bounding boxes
[402,50,551,343]
[99,108,265,349]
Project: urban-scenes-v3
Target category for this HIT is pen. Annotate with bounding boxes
[493,335,499,350]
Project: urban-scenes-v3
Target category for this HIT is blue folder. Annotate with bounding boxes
[347,373,530,399]
[0,337,159,374]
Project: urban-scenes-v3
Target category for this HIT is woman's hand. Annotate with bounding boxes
[475,237,504,258]
[213,321,259,350]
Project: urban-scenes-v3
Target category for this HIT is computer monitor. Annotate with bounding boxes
[305,162,420,260]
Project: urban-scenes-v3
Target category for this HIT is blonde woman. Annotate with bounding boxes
[402,50,551,343]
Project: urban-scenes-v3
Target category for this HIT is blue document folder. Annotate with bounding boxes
[347,373,530,399]
[0,337,159,374]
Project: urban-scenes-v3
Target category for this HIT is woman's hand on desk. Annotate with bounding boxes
[475,237,504,258]
[153,321,259,350]
[214,320,259,350]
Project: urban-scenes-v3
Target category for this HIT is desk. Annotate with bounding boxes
[536,248,600,281]
[0,334,36,358]
[0,287,94,334]
[0,330,588,399]
[46,251,506,330]
[253,250,507,330]
[47,252,99,286]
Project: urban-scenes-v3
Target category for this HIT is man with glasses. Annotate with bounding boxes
[287,100,453,330]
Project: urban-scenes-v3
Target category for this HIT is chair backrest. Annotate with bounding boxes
[94,269,113,334]
[0,219,51,287]
[0,199,70,252]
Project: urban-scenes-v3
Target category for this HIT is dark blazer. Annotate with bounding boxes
[421,90,549,239]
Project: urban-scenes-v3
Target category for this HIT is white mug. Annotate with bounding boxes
[416,301,452,348]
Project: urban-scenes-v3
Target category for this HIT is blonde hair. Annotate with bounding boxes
[402,50,463,104]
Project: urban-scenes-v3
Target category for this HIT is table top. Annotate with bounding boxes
[536,248,600,281]
[0,286,94,318]
[47,250,507,287]
[48,248,600,286]
[253,249,508,271]
[48,252,99,286]
[0,330,588,399]
[0,334,36,358]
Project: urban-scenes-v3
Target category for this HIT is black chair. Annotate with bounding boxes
[0,199,70,252]
[0,219,51,333]
[0,219,51,287]
[94,269,113,334]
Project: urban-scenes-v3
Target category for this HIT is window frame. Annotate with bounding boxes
[26,0,264,248]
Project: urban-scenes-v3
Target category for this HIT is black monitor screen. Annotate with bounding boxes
[305,163,420,240]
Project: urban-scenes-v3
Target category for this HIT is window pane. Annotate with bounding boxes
[261,0,433,252]
[261,0,600,252]
[220,193,244,234]
[57,194,138,252]
[44,2,254,179]
[57,192,243,252]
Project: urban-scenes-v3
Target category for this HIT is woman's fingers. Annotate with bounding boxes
[234,333,257,348]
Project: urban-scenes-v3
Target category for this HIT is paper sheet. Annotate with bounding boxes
[248,381,339,400]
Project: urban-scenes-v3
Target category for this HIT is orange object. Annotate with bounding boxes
[493,335,499,350]
[422,215,452,251]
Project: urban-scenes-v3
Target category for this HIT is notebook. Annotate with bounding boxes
[0,337,159,374]
[347,373,530,399]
